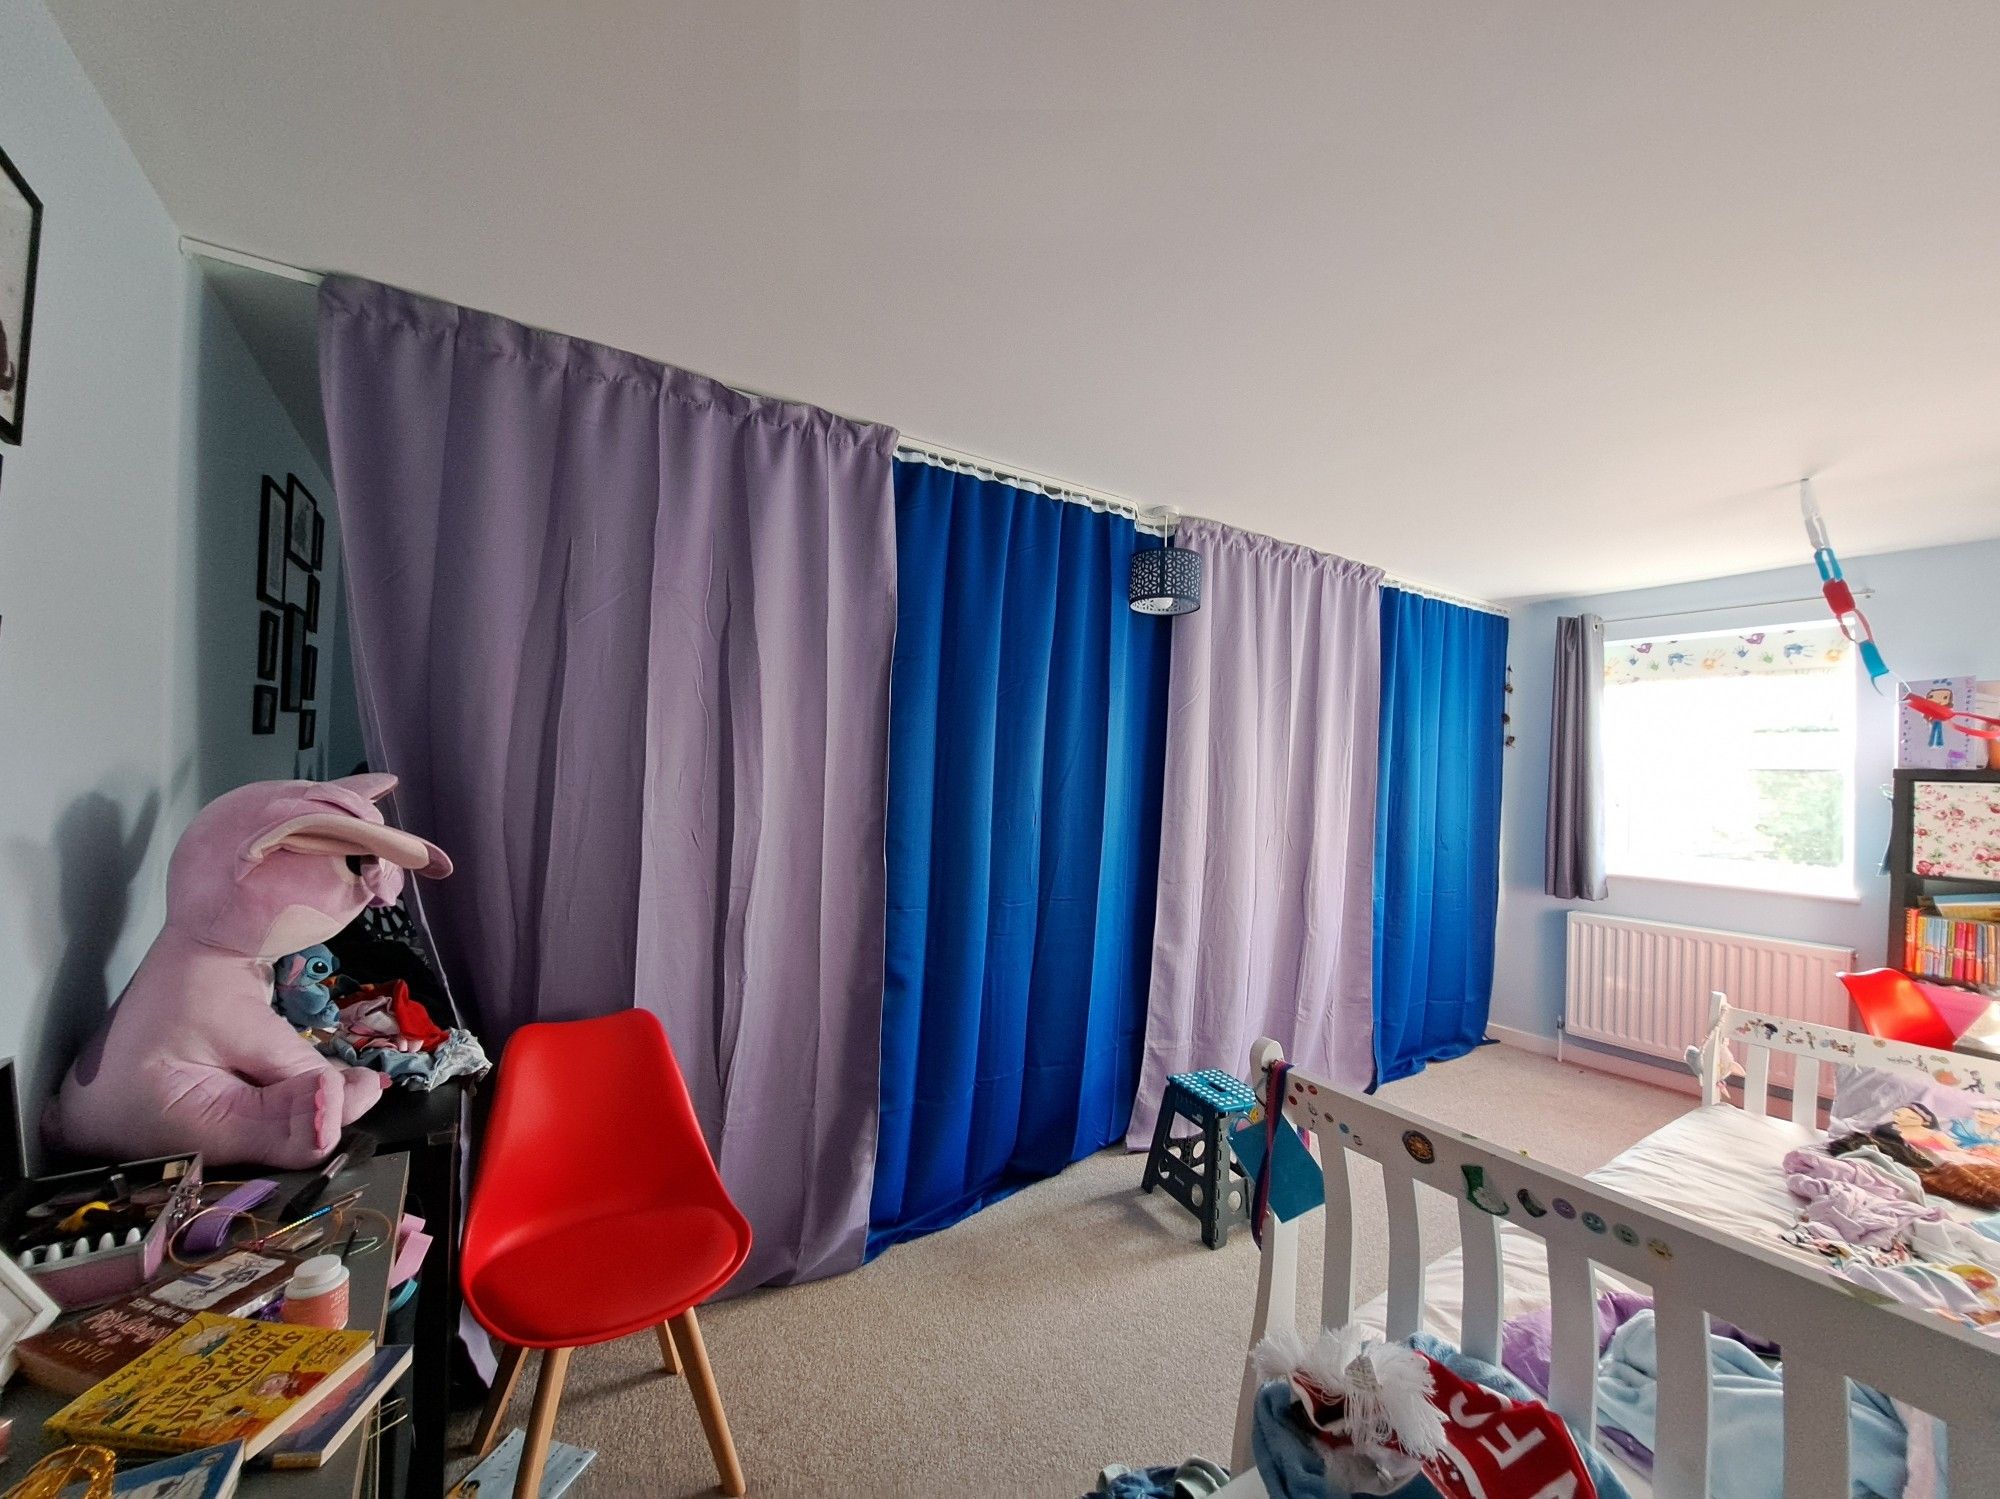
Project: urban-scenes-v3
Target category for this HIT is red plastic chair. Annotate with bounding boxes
[463,1009,751,1498]
[1838,968,1959,1052]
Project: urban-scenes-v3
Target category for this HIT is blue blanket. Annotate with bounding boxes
[1595,1310,1916,1499]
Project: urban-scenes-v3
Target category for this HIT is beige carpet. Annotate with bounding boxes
[453,1045,1688,1497]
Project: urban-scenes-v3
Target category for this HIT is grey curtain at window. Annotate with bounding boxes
[1545,613,1608,900]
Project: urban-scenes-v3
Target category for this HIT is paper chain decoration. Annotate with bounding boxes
[1800,480,2000,743]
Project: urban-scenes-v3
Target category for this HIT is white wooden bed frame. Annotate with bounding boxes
[1228,995,2000,1499]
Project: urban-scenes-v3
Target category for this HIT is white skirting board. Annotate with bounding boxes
[1487,1022,1701,1097]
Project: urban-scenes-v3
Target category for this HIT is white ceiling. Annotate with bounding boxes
[47,1,2000,600]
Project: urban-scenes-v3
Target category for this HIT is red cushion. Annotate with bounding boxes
[468,1204,745,1348]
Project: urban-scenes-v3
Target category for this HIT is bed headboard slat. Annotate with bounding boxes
[1455,1199,1504,1365]
[1544,1242,1599,1443]
[1319,1143,1358,1331]
[1651,1299,1714,1499]
[1780,1360,1851,1499]
[1383,1171,1427,1343]
[1789,1056,1822,1127]
[1742,1044,1771,1117]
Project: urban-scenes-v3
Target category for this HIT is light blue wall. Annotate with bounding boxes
[1494,535,2000,1055]
[0,0,338,1141]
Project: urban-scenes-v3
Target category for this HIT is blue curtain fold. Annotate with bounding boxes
[1373,590,1509,1083]
[869,461,1171,1253]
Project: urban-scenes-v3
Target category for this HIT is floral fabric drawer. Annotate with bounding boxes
[1912,781,2000,879]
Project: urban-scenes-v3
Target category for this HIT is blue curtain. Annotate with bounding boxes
[870,461,1171,1253]
[1373,590,1509,1083]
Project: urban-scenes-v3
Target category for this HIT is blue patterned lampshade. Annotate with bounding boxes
[1128,507,1200,619]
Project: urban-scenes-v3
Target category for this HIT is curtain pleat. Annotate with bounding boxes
[1130,521,1382,1145]
[1546,613,1609,900]
[1374,591,1509,1082]
[870,462,1170,1251]
[320,276,897,1288]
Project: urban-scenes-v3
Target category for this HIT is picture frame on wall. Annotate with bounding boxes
[257,477,287,606]
[280,606,306,711]
[310,508,325,569]
[304,573,320,632]
[0,145,44,447]
[252,684,277,735]
[297,708,317,751]
[256,610,280,678]
[301,643,318,702]
[286,475,318,567]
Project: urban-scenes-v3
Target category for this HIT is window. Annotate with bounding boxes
[1601,622,1856,896]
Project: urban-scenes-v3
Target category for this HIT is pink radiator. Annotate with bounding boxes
[1563,912,1855,1062]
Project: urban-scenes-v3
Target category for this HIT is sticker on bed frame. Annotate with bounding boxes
[1551,1197,1576,1220]
[1647,1237,1672,1260]
[1515,1188,1547,1218]
[1401,1130,1435,1164]
[1581,1210,1607,1234]
[1613,1223,1639,1246]
[1461,1165,1509,1216]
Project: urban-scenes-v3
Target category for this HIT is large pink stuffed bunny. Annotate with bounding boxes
[47,775,452,1169]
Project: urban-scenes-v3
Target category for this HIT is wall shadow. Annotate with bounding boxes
[7,788,159,1156]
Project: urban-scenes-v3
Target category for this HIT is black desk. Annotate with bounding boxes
[361,1082,467,1499]
[0,1153,408,1498]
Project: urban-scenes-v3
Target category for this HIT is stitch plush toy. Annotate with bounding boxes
[273,946,342,1033]
[46,775,452,1169]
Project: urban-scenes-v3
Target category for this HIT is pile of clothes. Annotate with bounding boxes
[272,943,490,1090]
[1780,1091,2000,1332]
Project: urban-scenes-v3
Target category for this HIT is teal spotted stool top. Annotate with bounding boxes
[1172,1068,1260,1117]
[1141,1068,1260,1248]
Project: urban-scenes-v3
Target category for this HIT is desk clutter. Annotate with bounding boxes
[0,1154,413,1495]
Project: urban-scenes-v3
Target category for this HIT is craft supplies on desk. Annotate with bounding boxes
[1,1154,202,1310]
[281,1255,351,1329]
[388,1214,430,1290]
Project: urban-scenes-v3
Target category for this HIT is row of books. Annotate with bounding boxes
[1904,906,2000,989]
[14,1245,409,1490]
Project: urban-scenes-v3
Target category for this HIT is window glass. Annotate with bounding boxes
[1601,624,1856,895]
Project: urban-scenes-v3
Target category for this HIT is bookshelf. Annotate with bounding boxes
[1886,767,2000,993]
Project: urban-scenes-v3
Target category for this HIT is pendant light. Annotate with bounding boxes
[1128,505,1202,616]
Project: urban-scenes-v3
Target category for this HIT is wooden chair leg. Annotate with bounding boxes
[668,1309,745,1496]
[514,1346,572,1499]
[655,1320,682,1376]
[472,1341,527,1459]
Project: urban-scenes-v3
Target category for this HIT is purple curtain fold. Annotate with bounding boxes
[319,276,897,1286]
[1129,522,1383,1144]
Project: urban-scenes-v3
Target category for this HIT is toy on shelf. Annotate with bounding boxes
[273,943,489,1090]
[45,775,452,1171]
[1802,479,2000,744]
[272,947,341,1033]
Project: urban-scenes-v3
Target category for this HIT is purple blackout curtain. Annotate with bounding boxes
[1129,521,1383,1144]
[319,277,898,1286]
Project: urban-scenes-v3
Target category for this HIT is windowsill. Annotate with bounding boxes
[1606,869,1863,904]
